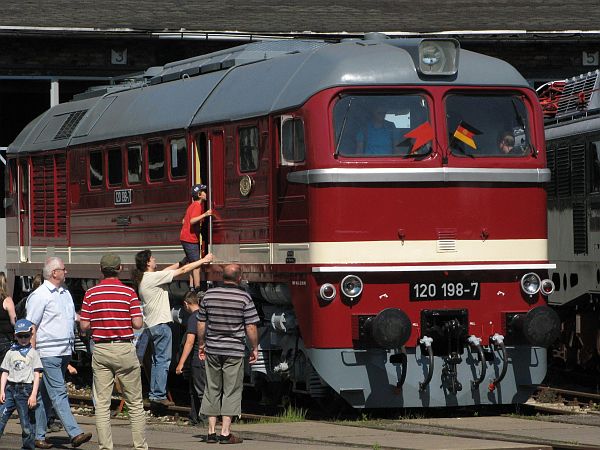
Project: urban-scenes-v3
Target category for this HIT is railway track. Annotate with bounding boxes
[67,391,274,423]
[528,385,600,415]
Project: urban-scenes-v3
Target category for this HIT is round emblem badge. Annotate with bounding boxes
[239,175,254,197]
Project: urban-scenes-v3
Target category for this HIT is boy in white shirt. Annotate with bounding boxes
[0,319,43,449]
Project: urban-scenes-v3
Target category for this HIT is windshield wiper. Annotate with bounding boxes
[334,97,353,158]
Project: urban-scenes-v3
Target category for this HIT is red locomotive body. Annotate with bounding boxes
[6,36,560,408]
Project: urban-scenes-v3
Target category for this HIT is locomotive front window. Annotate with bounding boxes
[148,141,165,181]
[446,94,532,157]
[89,150,103,188]
[333,94,431,157]
[169,137,187,179]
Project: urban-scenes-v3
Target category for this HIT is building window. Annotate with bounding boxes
[170,137,187,179]
[239,126,259,172]
[148,141,165,181]
[107,147,122,186]
[127,144,142,184]
[89,150,103,188]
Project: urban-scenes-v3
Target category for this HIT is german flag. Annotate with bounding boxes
[453,121,482,150]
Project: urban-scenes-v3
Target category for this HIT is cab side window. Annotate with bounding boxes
[127,144,142,184]
[239,126,259,172]
[148,141,165,181]
[107,147,122,186]
[281,117,305,165]
[89,150,103,188]
[170,137,187,179]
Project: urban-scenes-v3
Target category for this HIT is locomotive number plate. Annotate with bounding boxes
[409,281,480,301]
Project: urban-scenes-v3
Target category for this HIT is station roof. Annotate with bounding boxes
[1,0,600,36]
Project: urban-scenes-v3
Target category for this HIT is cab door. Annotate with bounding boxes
[194,129,225,256]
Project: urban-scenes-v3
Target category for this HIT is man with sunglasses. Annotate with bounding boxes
[26,257,92,448]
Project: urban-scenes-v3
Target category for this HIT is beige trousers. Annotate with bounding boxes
[92,341,148,450]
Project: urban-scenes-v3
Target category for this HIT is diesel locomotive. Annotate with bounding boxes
[538,71,600,376]
[6,34,561,408]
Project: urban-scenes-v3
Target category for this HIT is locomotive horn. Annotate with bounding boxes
[367,308,411,349]
[513,305,561,348]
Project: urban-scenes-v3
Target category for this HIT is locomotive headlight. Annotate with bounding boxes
[520,272,541,296]
[319,283,337,302]
[341,275,363,298]
[418,39,459,76]
[540,279,555,296]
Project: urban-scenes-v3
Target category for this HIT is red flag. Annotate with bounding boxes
[404,122,434,155]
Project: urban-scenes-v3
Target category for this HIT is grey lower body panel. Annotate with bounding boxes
[306,346,546,408]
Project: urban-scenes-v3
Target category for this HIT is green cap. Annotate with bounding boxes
[100,253,121,270]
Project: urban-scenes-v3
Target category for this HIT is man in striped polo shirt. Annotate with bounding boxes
[79,254,148,450]
[198,264,259,444]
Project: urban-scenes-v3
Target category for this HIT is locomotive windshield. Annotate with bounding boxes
[446,94,532,157]
[333,94,431,157]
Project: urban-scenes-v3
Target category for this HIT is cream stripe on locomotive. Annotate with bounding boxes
[212,239,548,265]
[10,239,547,266]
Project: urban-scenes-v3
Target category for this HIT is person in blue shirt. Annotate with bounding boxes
[356,107,397,155]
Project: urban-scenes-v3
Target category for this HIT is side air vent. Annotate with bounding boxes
[546,145,556,199]
[571,144,586,196]
[437,228,457,253]
[555,145,570,198]
[54,110,87,140]
[573,202,587,255]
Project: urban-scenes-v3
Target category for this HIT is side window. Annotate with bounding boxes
[127,144,142,184]
[170,137,187,179]
[590,140,600,193]
[281,117,306,165]
[239,126,259,172]
[89,150,103,188]
[107,147,122,186]
[148,141,165,181]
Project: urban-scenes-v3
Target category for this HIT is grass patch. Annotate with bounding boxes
[255,405,308,423]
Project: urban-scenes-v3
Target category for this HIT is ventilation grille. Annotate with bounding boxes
[32,154,67,238]
[556,71,600,117]
[556,145,571,198]
[437,229,457,253]
[571,144,586,196]
[573,202,588,255]
[546,145,556,198]
[54,110,87,140]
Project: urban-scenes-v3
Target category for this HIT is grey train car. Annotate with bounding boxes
[541,71,600,374]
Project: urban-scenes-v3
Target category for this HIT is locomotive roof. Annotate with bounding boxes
[8,37,529,155]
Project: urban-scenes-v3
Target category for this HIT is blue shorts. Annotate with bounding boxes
[181,241,201,262]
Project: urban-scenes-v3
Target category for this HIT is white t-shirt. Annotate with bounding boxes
[1,347,43,383]
[138,270,175,328]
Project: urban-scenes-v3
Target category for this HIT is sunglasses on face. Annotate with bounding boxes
[16,334,31,339]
